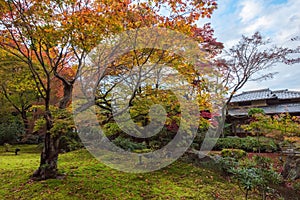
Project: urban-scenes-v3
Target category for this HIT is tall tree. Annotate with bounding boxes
[217,32,294,108]
[0,0,220,179]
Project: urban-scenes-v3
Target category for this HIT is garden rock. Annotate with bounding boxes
[282,155,300,180]
[15,148,20,155]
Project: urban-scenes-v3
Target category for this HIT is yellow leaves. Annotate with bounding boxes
[43,28,52,33]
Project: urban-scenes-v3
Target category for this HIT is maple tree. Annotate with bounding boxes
[0,0,221,179]
[216,32,295,109]
[0,49,38,135]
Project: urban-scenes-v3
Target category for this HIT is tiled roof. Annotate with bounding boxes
[228,103,300,116]
[230,89,300,103]
[273,90,300,99]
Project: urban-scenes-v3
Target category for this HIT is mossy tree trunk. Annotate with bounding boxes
[32,111,60,179]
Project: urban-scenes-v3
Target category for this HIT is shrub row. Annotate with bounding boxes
[200,136,279,152]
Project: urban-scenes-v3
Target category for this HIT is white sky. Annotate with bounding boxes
[200,0,300,92]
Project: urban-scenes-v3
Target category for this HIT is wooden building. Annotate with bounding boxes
[227,88,300,135]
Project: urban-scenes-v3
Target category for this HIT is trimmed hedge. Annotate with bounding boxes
[199,136,279,152]
[221,149,247,159]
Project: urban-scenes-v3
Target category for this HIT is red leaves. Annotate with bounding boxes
[191,23,224,56]
[200,110,211,119]
[166,120,179,132]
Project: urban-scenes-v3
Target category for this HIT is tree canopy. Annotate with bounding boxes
[0,0,223,179]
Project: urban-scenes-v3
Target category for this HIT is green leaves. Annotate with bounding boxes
[248,108,265,117]
[34,107,75,138]
[243,112,300,137]
[228,155,282,200]
[0,116,25,144]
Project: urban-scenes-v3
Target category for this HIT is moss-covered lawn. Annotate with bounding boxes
[0,145,258,200]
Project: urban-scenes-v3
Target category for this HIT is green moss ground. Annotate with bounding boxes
[0,145,259,200]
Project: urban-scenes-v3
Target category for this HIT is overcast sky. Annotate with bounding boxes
[200,0,300,92]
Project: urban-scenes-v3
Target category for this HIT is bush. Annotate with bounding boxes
[221,149,247,159]
[216,137,245,150]
[0,117,24,145]
[103,122,123,137]
[240,137,260,152]
[230,167,262,199]
[293,181,300,193]
[59,132,83,152]
[260,139,278,152]
[217,156,238,174]
[248,108,265,116]
[200,137,279,152]
[112,137,147,151]
[228,155,282,200]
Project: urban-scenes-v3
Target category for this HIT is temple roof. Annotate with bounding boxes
[230,89,300,103]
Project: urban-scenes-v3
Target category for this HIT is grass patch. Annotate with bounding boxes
[0,145,259,199]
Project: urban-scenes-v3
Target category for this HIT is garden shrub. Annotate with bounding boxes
[103,122,123,138]
[217,156,238,175]
[229,155,282,200]
[259,139,278,152]
[214,137,242,149]
[221,149,247,159]
[229,167,262,200]
[59,132,83,152]
[199,137,279,152]
[240,137,259,152]
[293,180,300,193]
[22,134,41,144]
[112,137,147,151]
[248,108,265,116]
[0,117,24,145]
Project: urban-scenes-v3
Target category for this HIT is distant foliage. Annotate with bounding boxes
[242,112,300,153]
[59,131,83,152]
[0,117,24,145]
[243,112,300,137]
[248,108,265,116]
[103,123,123,138]
[112,137,147,151]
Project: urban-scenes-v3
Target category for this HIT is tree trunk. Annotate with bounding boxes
[32,111,60,180]
[21,110,30,135]
[32,80,73,180]
[219,106,226,138]
[262,190,266,200]
[59,83,73,109]
[245,190,248,200]
[33,132,60,179]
